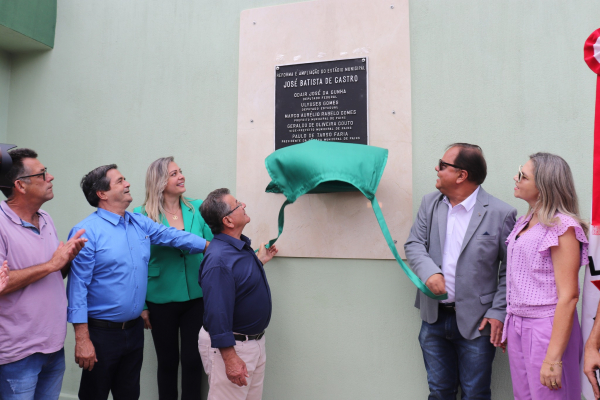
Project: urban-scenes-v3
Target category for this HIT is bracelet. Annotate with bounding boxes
[543,360,563,371]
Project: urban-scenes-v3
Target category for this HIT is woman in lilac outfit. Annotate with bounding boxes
[503,152,588,399]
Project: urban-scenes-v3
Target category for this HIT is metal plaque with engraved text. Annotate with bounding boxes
[275,58,368,150]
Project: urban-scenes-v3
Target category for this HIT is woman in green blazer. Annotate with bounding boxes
[135,156,213,400]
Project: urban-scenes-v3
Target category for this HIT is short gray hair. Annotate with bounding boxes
[200,188,232,234]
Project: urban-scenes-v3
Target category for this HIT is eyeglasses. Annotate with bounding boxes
[223,201,242,218]
[517,165,524,183]
[16,168,48,182]
[438,159,463,171]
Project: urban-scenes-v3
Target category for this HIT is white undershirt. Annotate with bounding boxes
[441,186,479,303]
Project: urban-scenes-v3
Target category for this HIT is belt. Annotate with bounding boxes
[438,302,456,312]
[88,317,140,330]
[233,331,265,342]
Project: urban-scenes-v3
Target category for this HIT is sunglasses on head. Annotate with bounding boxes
[517,165,524,183]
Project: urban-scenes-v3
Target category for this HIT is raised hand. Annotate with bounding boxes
[50,229,87,270]
[257,243,278,265]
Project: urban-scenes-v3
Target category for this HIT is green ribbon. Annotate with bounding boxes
[266,199,291,249]
[370,197,447,301]
[262,197,447,301]
[255,199,291,253]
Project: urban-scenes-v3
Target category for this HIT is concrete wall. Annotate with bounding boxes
[4,0,600,399]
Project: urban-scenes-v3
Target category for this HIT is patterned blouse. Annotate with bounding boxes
[501,213,588,341]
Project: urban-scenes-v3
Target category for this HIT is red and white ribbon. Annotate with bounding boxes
[581,28,600,400]
[584,28,600,231]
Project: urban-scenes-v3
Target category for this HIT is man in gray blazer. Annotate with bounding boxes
[405,143,516,400]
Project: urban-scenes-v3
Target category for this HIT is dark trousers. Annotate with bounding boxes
[78,317,144,400]
[418,309,496,400]
[146,298,204,400]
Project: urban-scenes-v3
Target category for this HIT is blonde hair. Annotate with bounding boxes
[528,152,588,236]
[142,156,193,223]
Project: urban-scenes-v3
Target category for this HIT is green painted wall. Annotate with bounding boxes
[4,0,600,399]
[0,50,9,142]
[0,0,56,51]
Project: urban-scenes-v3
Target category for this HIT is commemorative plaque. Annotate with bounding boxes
[275,58,368,150]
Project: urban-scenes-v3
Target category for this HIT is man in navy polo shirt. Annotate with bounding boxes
[198,188,278,400]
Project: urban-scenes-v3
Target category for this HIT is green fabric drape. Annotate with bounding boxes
[263,140,447,301]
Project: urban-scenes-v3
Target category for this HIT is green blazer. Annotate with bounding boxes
[134,198,213,305]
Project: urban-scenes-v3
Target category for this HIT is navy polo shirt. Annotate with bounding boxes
[199,233,272,348]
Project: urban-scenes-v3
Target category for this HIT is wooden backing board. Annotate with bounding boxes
[236,0,412,259]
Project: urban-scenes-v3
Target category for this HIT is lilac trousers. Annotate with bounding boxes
[506,313,582,400]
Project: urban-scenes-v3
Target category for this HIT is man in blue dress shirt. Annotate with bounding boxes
[66,164,208,400]
[198,188,277,400]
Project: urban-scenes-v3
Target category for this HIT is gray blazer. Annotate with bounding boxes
[404,187,516,340]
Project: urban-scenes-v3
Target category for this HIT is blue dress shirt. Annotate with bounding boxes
[67,208,207,323]
[199,233,272,348]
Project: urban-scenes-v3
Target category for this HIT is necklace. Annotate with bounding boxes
[163,207,180,220]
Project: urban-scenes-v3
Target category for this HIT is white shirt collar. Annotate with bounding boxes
[443,186,480,211]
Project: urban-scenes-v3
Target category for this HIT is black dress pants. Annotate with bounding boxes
[78,317,144,400]
[146,298,204,400]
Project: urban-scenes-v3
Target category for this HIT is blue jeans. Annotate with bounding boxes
[418,309,496,400]
[0,348,65,400]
